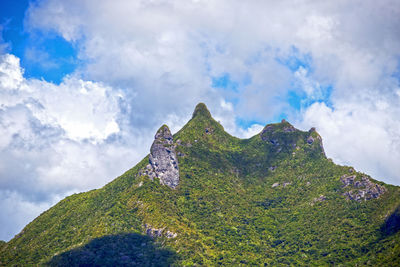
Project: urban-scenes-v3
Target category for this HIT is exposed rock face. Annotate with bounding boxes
[283,125,296,132]
[271,182,291,188]
[147,125,180,189]
[138,164,157,181]
[340,175,356,187]
[306,136,315,144]
[144,224,178,239]
[340,174,386,201]
[205,127,214,134]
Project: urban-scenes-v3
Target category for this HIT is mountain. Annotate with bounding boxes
[1,103,400,266]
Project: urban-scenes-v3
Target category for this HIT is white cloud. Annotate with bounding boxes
[0,190,56,242]
[213,99,264,139]
[220,99,233,112]
[236,124,264,139]
[294,67,324,100]
[25,0,400,123]
[0,54,149,240]
[24,47,59,70]
[0,54,121,143]
[28,78,121,142]
[297,15,337,43]
[297,94,400,186]
[0,54,24,91]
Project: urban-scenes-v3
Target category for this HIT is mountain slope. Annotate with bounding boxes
[1,103,400,266]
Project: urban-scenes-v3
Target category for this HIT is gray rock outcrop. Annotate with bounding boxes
[283,125,296,132]
[272,182,280,188]
[145,125,180,189]
[144,224,178,239]
[306,136,315,144]
[271,182,291,188]
[340,174,386,201]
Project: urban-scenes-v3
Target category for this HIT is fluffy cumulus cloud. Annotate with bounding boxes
[0,54,150,240]
[25,0,400,120]
[1,0,400,240]
[298,93,400,186]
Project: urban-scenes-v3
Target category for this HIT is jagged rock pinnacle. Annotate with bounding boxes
[192,103,212,119]
[148,124,180,189]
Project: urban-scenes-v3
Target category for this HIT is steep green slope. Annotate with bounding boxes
[1,103,400,266]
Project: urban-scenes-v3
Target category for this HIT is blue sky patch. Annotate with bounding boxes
[236,117,264,129]
[21,33,79,83]
[0,0,78,84]
[275,46,313,72]
[212,73,239,92]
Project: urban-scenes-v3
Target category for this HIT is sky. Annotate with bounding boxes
[0,0,399,241]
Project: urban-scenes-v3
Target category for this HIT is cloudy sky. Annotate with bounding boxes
[0,0,400,241]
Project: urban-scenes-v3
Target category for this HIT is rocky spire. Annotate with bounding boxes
[148,125,180,189]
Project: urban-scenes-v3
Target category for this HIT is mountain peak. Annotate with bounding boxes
[154,124,172,142]
[192,103,212,119]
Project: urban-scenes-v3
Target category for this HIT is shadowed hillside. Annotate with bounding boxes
[47,233,176,266]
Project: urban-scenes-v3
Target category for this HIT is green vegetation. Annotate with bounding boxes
[1,103,400,266]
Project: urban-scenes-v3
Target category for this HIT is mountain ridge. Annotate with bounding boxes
[1,103,400,266]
